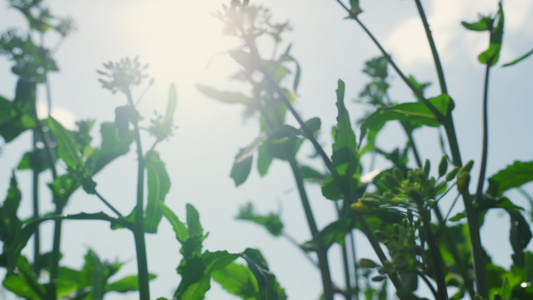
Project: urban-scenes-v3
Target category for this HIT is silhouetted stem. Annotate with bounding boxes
[414,0,448,95]
[94,190,123,218]
[126,90,151,300]
[288,156,335,300]
[475,64,491,202]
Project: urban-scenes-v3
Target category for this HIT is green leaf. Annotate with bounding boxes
[2,256,45,299]
[186,203,203,238]
[300,165,327,183]
[213,263,259,300]
[175,251,240,300]
[236,202,283,237]
[162,204,189,244]
[241,248,287,300]
[231,134,267,186]
[0,82,36,142]
[49,117,87,171]
[349,0,363,15]
[488,161,533,196]
[509,211,532,267]
[503,48,533,67]
[106,274,156,293]
[321,79,359,200]
[196,84,253,104]
[478,2,504,66]
[360,93,454,144]
[462,16,493,31]
[144,150,171,233]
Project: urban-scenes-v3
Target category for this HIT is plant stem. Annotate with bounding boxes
[32,132,41,275]
[475,64,491,202]
[348,231,359,300]
[414,0,448,95]
[288,156,335,300]
[434,205,475,299]
[95,190,123,218]
[126,90,151,300]
[415,199,448,300]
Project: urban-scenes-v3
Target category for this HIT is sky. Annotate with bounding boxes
[1,0,533,299]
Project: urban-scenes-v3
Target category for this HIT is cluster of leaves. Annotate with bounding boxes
[199,1,533,300]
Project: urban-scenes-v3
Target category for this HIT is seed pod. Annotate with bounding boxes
[371,275,387,282]
[438,155,448,178]
[359,258,380,268]
[446,167,459,181]
[423,159,430,177]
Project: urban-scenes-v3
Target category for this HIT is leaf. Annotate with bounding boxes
[359,93,454,144]
[509,211,532,267]
[2,256,45,299]
[165,83,178,124]
[144,150,171,233]
[236,202,283,237]
[488,161,533,196]
[478,2,504,66]
[106,274,156,293]
[175,251,240,300]
[212,263,259,300]
[503,47,533,67]
[241,248,287,300]
[300,165,327,183]
[321,80,359,200]
[48,117,82,170]
[0,82,36,142]
[162,203,189,244]
[462,16,493,31]
[231,134,267,186]
[196,84,253,105]
[349,0,363,15]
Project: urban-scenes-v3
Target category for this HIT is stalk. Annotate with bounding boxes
[126,90,151,300]
[413,195,448,300]
[288,156,335,300]
[32,132,41,275]
[414,0,448,95]
[475,64,491,202]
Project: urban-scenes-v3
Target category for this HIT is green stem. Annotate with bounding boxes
[402,124,423,168]
[414,0,448,95]
[32,132,41,275]
[95,190,123,218]
[348,231,359,300]
[462,191,487,298]
[288,156,335,300]
[126,90,151,300]
[434,205,475,299]
[336,202,352,300]
[413,196,448,300]
[475,64,491,202]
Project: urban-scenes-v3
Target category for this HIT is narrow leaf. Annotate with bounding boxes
[144,150,171,233]
[197,84,253,104]
[503,48,533,67]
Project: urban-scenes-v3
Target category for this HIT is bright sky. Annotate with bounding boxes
[1,0,533,299]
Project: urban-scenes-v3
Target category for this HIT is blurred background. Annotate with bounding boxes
[1,0,532,299]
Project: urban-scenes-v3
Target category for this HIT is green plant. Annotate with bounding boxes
[198,1,533,300]
[0,1,285,299]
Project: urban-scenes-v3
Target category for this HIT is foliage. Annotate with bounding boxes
[1,0,532,300]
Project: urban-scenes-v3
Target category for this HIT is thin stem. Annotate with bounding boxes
[126,90,151,300]
[341,240,352,300]
[475,64,491,202]
[414,0,448,95]
[31,132,41,275]
[282,232,318,267]
[418,272,439,300]
[461,191,487,298]
[348,231,359,300]
[94,191,123,218]
[415,199,448,300]
[402,124,423,168]
[288,156,335,300]
[434,203,475,299]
